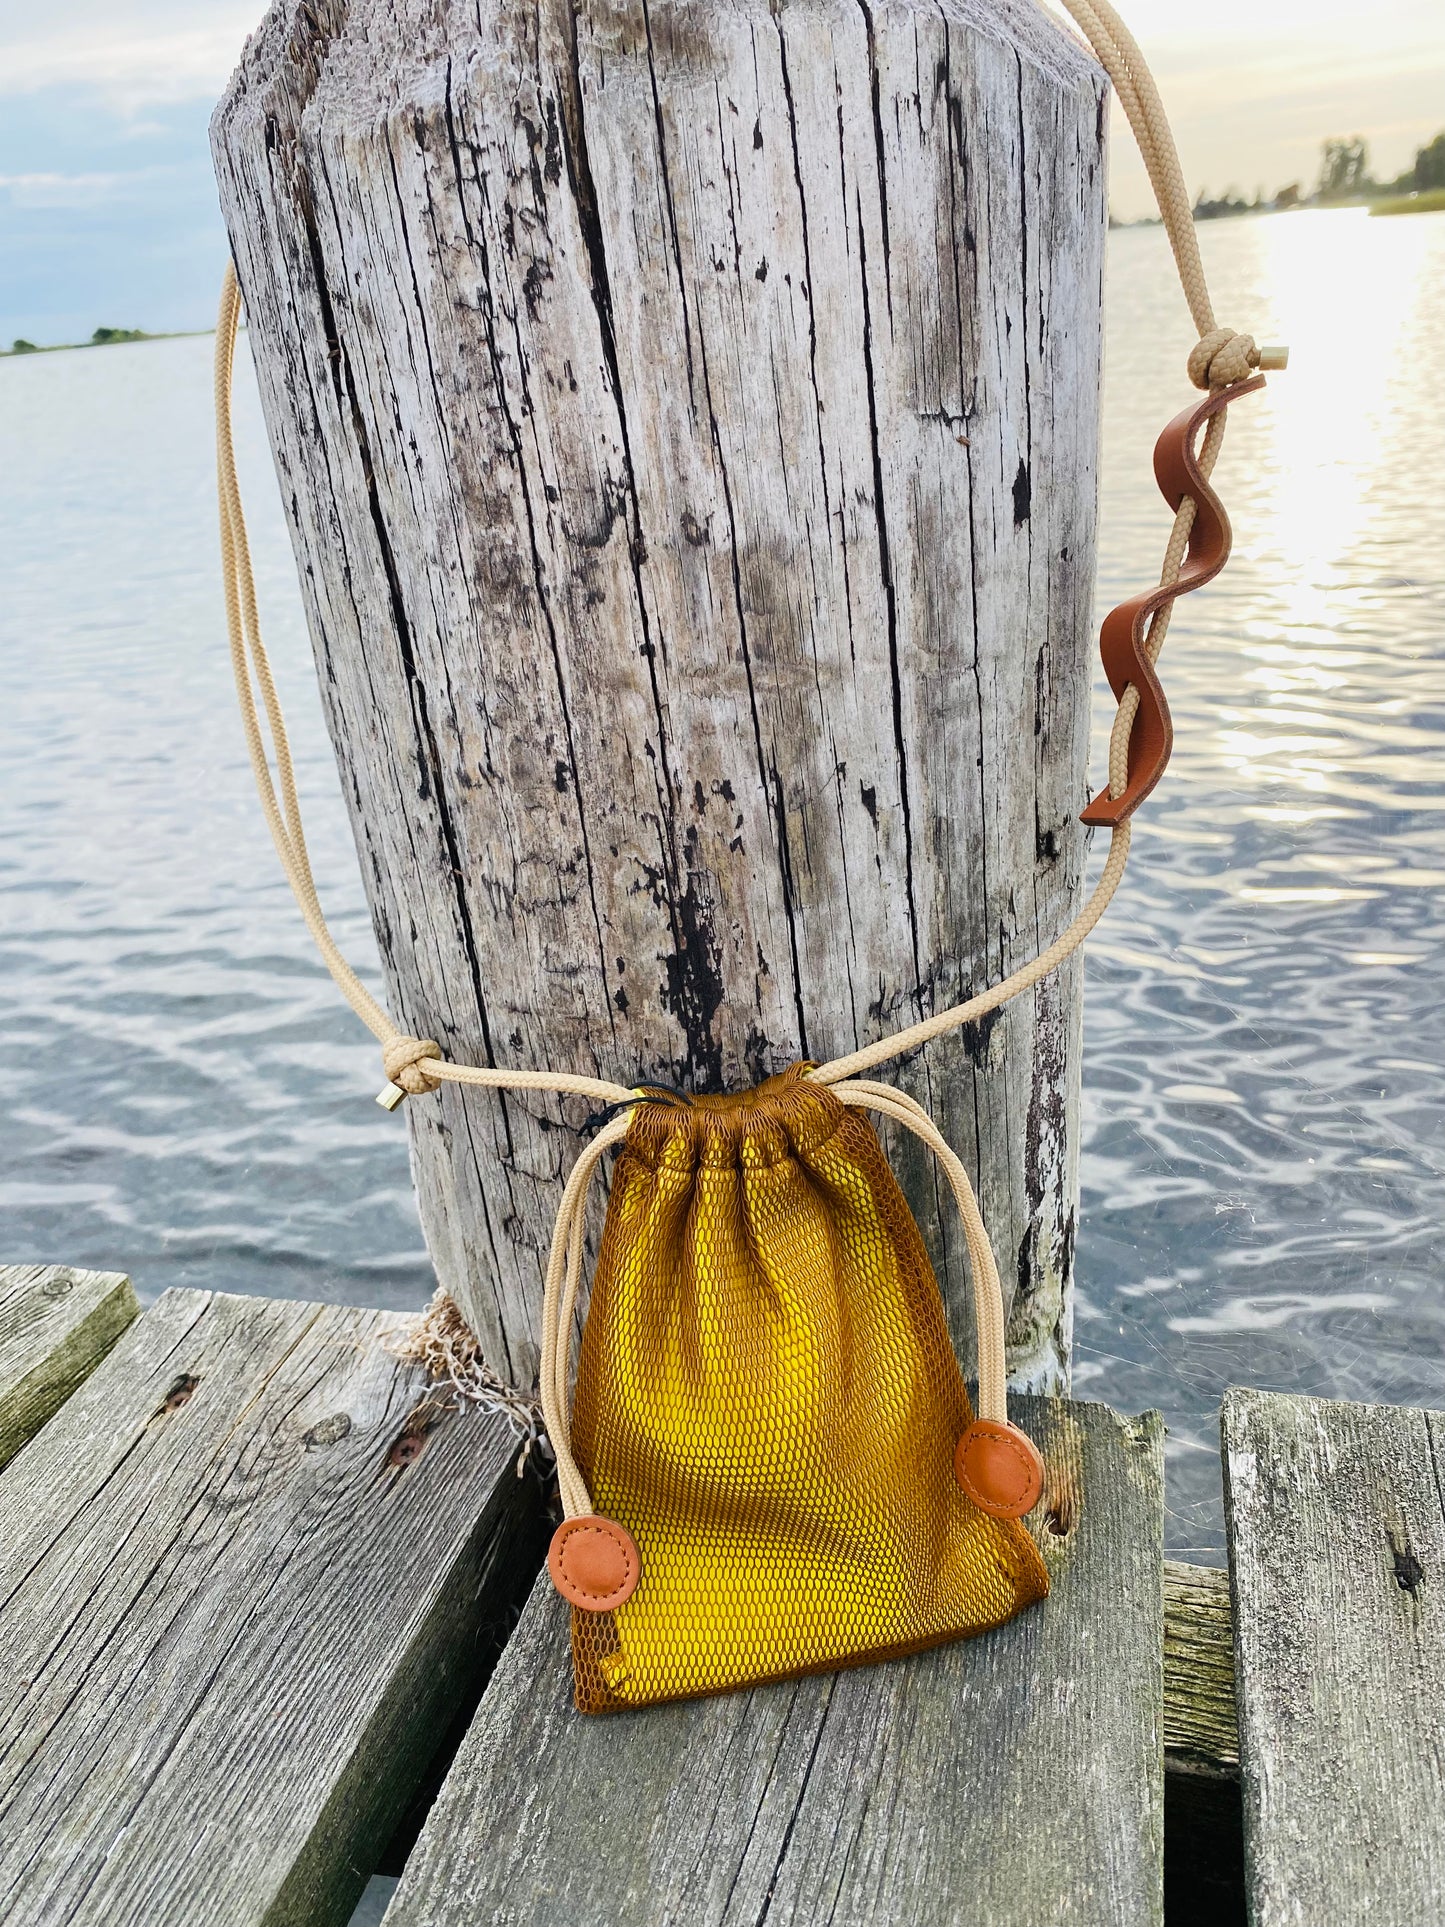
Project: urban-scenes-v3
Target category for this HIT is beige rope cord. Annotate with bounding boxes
[216,266,636,1115]
[830,1081,1010,1425]
[538,1111,633,1519]
[215,0,1286,1445]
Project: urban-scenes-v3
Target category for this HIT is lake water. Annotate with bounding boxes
[3,207,1443,1559]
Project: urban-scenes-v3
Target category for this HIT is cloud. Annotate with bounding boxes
[0,8,264,110]
[1104,31,1445,213]
[0,168,187,208]
[0,170,123,207]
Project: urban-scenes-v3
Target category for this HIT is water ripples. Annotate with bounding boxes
[2,209,1442,1555]
[1078,209,1445,1552]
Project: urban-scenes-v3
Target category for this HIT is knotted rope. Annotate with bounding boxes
[216,0,1286,1438]
[1189,327,1275,391]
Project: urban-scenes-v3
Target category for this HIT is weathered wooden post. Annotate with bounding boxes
[212,0,1106,1395]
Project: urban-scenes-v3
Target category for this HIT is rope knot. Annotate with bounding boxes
[1187,327,1275,390]
[382,1035,443,1096]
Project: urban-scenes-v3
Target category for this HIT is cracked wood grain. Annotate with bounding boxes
[1163,1558,1238,1776]
[1223,1389,1445,1927]
[212,0,1106,1392]
[383,1397,1164,1927]
[0,1287,545,1927]
[0,1264,137,1469]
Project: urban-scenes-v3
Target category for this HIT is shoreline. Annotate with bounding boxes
[1113,193,1445,230]
[1,326,216,361]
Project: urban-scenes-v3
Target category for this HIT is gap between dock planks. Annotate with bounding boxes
[0,1286,547,1927]
[383,1399,1165,1927]
[0,1264,138,1467]
[1162,1561,1244,1927]
[1162,1559,1238,1774]
[1224,1388,1445,1927]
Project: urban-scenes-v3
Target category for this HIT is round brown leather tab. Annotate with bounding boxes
[547,1514,641,1613]
[954,1419,1046,1520]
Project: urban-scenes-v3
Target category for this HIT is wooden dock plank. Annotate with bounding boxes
[0,1264,138,1467]
[0,1287,544,1927]
[1223,1389,1445,1926]
[384,1398,1165,1927]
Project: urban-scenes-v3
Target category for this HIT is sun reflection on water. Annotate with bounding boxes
[1083,207,1445,1556]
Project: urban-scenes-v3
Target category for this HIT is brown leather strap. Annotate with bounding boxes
[1081,375,1265,827]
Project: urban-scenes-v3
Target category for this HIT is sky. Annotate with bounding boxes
[0,0,1441,343]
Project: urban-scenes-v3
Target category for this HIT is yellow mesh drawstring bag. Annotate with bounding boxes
[541,1067,1049,1713]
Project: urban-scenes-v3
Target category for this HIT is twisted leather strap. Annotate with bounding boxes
[807,2,1287,1087]
[1079,376,1264,826]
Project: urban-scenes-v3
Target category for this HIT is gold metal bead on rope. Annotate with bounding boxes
[377,1035,443,1110]
[1187,327,1289,390]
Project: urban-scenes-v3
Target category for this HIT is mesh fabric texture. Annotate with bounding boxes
[567,1064,1049,1713]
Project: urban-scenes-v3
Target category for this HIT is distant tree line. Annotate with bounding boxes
[5,326,153,357]
[1184,128,1445,222]
[1317,131,1445,200]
